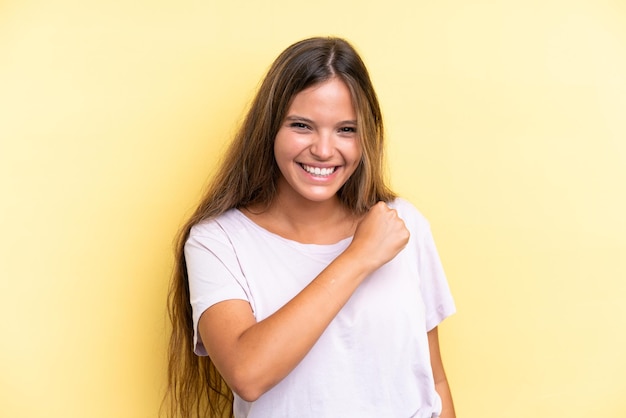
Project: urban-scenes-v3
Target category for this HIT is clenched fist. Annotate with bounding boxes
[348,201,410,271]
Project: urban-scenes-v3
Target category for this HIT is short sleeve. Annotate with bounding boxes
[185,222,250,355]
[417,223,456,331]
[390,198,456,331]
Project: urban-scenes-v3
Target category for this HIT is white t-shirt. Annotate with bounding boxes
[185,198,456,418]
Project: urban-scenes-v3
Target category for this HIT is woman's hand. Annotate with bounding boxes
[348,201,410,271]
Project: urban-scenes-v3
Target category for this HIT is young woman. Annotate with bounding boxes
[165,37,456,418]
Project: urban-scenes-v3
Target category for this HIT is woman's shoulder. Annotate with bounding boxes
[388,197,428,222]
[188,208,245,240]
[387,197,433,239]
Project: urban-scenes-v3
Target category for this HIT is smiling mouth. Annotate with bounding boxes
[300,163,337,176]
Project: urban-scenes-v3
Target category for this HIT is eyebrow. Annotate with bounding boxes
[285,115,357,125]
[285,115,315,124]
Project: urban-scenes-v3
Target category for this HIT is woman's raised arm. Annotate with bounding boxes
[197,202,409,401]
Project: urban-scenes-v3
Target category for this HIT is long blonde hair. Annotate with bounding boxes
[163,36,395,417]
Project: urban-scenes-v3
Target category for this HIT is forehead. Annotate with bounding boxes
[287,78,356,116]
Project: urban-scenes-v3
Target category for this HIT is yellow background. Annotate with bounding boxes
[1,0,625,417]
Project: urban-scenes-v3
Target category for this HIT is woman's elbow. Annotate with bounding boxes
[228,367,270,402]
[231,384,263,403]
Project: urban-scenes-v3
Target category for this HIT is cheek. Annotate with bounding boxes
[351,141,364,166]
[274,131,296,154]
[273,134,296,172]
[347,143,364,177]
[273,133,286,159]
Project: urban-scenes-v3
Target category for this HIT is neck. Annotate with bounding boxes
[244,185,357,244]
[273,193,345,227]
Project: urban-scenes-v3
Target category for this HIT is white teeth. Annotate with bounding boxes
[302,164,335,176]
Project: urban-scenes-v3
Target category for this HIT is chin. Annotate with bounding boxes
[293,188,342,204]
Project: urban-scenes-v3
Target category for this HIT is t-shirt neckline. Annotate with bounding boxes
[233,208,354,250]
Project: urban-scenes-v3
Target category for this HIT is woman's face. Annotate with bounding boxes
[273,77,362,205]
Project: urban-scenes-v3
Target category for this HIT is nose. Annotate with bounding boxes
[310,131,334,160]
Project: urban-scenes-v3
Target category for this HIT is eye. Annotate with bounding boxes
[289,122,310,130]
[339,126,357,134]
